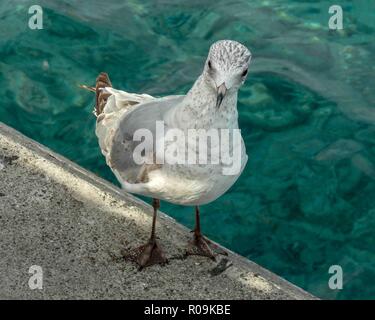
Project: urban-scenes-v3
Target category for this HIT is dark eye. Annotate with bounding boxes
[208,60,212,69]
[241,68,248,77]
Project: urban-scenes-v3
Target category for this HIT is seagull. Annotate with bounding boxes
[81,40,251,268]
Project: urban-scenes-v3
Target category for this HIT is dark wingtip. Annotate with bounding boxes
[95,72,112,117]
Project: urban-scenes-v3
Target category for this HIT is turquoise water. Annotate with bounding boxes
[1,0,374,299]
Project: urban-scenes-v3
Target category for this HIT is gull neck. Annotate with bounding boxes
[173,75,239,130]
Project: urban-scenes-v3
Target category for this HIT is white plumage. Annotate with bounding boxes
[95,40,251,206]
[89,40,252,267]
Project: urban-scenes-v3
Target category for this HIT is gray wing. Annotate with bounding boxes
[96,91,184,183]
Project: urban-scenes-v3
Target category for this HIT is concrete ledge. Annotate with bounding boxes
[0,122,317,299]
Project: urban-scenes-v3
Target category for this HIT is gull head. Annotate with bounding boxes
[203,40,252,108]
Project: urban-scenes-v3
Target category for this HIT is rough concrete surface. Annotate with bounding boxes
[0,122,317,299]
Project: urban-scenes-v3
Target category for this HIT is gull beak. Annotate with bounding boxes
[216,83,227,108]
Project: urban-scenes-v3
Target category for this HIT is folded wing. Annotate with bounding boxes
[95,87,184,183]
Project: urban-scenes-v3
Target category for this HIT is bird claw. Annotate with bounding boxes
[186,234,227,260]
[123,239,168,269]
[203,237,228,257]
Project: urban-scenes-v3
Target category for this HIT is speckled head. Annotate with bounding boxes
[204,40,252,107]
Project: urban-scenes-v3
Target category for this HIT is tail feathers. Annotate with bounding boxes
[79,72,113,117]
[79,84,96,92]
